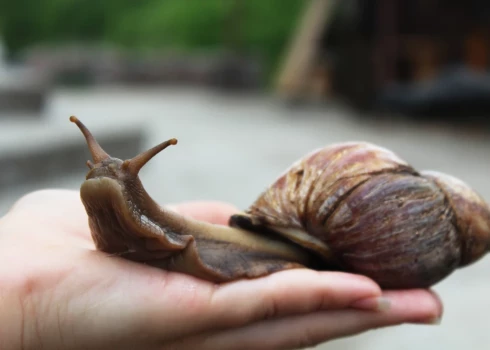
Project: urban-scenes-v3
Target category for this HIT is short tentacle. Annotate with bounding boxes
[123,138,178,175]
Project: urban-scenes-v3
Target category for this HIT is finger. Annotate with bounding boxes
[169,289,443,350]
[165,201,240,225]
[144,269,383,340]
[373,289,443,324]
[210,270,384,322]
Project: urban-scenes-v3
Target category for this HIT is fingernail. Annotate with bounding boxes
[412,316,442,325]
[350,296,391,312]
[427,317,442,325]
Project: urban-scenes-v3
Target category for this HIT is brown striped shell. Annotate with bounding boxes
[229,142,490,289]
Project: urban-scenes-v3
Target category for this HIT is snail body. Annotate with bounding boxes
[70,117,490,289]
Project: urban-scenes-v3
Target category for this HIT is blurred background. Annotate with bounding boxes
[0,0,490,349]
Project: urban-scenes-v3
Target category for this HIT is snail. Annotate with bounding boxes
[70,116,490,289]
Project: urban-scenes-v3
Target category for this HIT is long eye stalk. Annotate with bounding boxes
[70,116,111,163]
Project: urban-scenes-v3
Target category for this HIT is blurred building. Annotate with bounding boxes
[277,0,490,120]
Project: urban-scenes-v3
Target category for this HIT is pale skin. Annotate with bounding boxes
[0,190,443,350]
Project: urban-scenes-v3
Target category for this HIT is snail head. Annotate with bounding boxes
[69,116,177,182]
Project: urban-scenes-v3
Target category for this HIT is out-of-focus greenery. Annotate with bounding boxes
[0,0,304,79]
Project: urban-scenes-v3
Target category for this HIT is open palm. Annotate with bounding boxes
[0,190,442,350]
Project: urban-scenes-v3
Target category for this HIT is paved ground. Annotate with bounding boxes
[1,86,490,349]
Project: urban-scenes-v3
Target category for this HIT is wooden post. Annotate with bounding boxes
[274,0,336,101]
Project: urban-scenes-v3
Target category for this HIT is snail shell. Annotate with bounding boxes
[230,142,490,289]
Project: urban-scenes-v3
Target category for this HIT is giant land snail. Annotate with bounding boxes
[69,116,490,289]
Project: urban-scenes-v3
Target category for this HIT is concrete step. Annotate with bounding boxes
[0,117,144,191]
[0,65,51,115]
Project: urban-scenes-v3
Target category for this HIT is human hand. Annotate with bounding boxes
[0,190,442,350]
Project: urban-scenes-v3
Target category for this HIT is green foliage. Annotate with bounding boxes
[0,0,304,78]
[109,1,232,49]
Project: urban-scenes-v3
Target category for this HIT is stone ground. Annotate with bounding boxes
[1,86,490,349]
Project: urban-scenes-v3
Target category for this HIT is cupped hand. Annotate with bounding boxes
[0,190,442,350]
